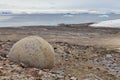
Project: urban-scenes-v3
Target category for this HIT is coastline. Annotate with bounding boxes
[0,23,120,80]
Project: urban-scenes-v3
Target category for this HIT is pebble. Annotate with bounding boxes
[106,54,112,58]
[70,76,77,80]
[0,56,6,60]
[50,70,64,75]
[85,73,103,80]
[56,75,64,79]
[0,50,8,58]
[38,70,43,77]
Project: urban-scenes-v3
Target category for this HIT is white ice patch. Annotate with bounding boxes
[90,19,120,28]
[98,15,109,18]
[63,14,74,17]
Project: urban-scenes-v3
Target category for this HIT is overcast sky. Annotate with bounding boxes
[0,0,120,13]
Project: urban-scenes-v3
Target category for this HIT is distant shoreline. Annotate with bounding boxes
[1,23,120,29]
[0,22,94,28]
[0,22,120,30]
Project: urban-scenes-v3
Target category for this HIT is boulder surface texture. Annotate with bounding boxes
[8,36,55,69]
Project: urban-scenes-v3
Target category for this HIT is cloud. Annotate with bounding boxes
[0,0,120,13]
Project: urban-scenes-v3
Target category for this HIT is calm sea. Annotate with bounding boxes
[0,13,120,27]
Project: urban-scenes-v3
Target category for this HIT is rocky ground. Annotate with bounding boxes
[0,24,120,80]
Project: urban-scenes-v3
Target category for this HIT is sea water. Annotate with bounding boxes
[0,13,120,27]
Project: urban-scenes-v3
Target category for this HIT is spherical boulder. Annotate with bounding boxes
[8,36,55,69]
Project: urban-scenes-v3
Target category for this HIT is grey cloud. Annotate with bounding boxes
[0,0,120,12]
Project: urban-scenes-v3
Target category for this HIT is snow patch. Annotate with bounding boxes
[90,19,120,28]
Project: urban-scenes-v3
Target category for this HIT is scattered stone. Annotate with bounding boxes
[0,37,120,80]
[84,73,103,80]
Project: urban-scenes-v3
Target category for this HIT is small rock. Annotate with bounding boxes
[0,70,4,76]
[19,63,28,68]
[70,76,77,80]
[38,70,43,77]
[106,54,112,58]
[0,66,3,69]
[0,56,6,60]
[65,59,69,61]
[85,73,103,80]
[0,50,8,58]
[56,75,64,79]
[50,70,64,75]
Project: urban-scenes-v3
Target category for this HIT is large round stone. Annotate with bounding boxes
[8,36,55,69]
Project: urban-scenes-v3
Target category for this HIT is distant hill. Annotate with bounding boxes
[0,10,119,15]
[0,11,13,15]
